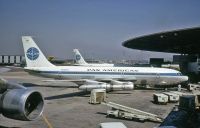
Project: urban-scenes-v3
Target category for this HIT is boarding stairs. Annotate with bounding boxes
[102,102,163,122]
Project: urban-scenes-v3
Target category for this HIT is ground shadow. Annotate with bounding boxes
[0,126,20,128]
[96,112,107,116]
[22,83,77,88]
[108,92,132,94]
[100,113,161,123]
[45,91,90,100]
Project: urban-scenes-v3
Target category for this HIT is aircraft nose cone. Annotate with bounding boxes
[182,76,189,82]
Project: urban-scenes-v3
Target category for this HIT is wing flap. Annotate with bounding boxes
[42,79,86,85]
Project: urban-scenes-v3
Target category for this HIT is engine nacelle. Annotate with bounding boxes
[111,83,134,91]
[111,80,132,85]
[0,89,44,121]
[110,80,134,90]
[79,84,109,91]
[79,82,134,91]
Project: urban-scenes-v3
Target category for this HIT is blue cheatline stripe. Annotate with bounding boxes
[38,71,181,76]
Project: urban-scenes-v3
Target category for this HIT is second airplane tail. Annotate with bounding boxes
[22,36,55,67]
[73,49,88,65]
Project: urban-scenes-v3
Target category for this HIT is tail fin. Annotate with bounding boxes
[73,49,88,65]
[22,36,55,67]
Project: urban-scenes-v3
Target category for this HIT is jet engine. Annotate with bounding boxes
[0,89,44,121]
[0,78,44,121]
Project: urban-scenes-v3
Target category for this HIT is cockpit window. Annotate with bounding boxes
[177,73,182,76]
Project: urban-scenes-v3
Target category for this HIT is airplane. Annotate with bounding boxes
[0,78,44,121]
[73,49,114,67]
[21,36,188,91]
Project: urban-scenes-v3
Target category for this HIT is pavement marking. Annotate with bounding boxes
[42,114,53,128]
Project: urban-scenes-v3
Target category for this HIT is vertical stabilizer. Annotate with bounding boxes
[22,36,55,67]
[73,49,88,65]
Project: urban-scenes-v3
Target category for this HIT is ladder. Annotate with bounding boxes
[102,102,163,122]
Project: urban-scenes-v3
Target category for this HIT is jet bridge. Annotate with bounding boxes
[102,102,163,123]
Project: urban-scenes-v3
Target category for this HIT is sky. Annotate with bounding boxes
[0,0,200,61]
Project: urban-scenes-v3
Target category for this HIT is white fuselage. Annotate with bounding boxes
[21,36,188,87]
[73,63,114,67]
[25,66,188,86]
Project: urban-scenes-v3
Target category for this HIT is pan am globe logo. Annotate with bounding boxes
[76,55,81,60]
[26,47,39,60]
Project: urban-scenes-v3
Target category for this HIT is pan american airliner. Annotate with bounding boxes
[21,36,188,91]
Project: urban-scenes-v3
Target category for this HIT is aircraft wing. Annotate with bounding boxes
[42,79,85,82]
[42,79,86,85]
[96,77,137,82]
[42,79,122,86]
[42,76,137,85]
[42,78,135,91]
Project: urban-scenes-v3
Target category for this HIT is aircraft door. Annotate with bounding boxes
[57,71,63,79]
[155,73,160,84]
[121,71,125,79]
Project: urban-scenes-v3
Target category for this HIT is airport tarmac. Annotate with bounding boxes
[0,67,176,128]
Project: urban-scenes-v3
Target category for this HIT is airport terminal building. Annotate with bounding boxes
[0,55,24,65]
